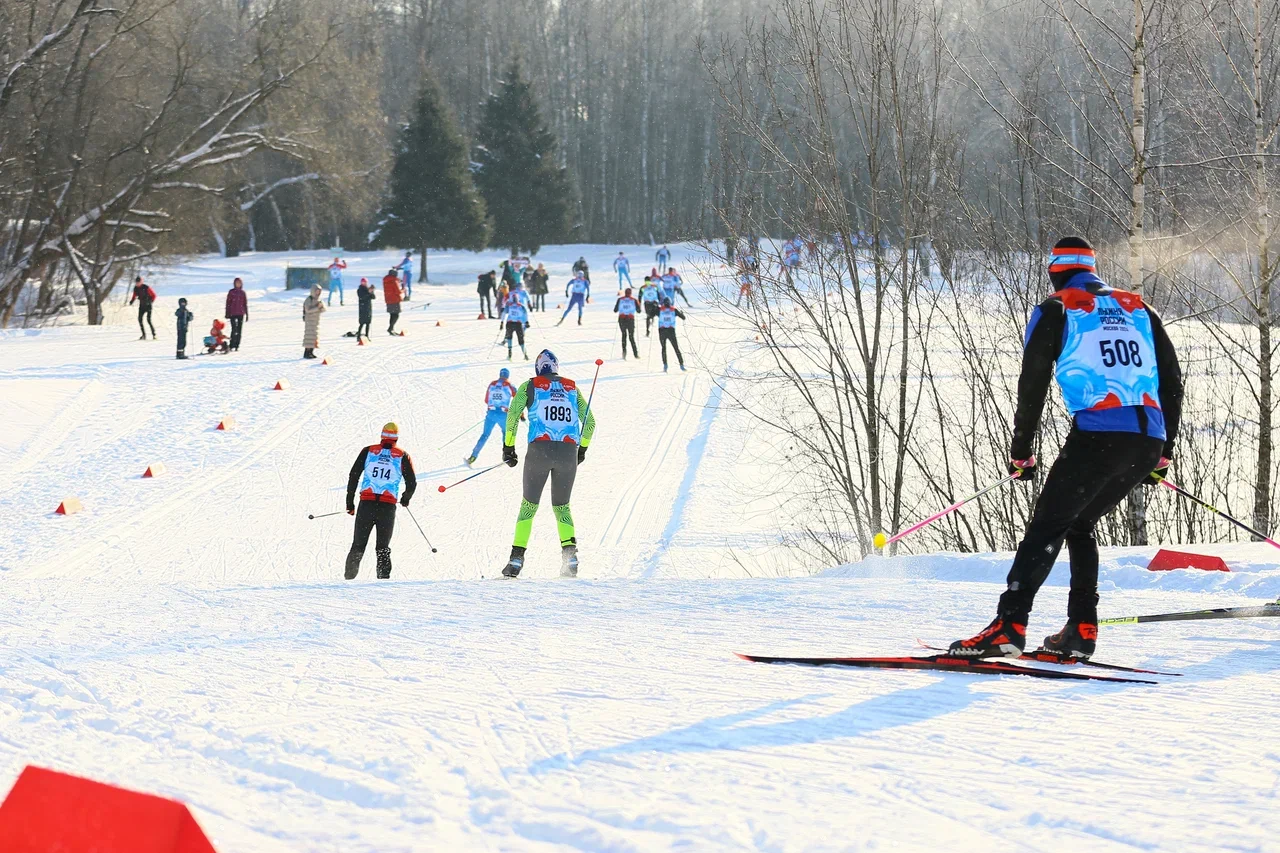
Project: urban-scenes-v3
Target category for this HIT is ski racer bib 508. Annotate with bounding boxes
[527,376,581,443]
[359,445,405,502]
[1053,288,1160,415]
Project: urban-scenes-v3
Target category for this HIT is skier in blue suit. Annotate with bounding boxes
[468,368,518,465]
[557,274,591,326]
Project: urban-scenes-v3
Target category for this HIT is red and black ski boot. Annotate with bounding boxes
[948,615,1027,658]
[1040,621,1097,659]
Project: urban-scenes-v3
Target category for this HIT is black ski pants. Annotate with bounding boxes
[644,302,660,334]
[138,304,155,337]
[618,317,639,358]
[505,321,525,347]
[228,315,244,349]
[349,500,397,577]
[998,428,1164,624]
[658,327,684,368]
[388,304,401,333]
[176,326,188,354]
[479,291,493,316]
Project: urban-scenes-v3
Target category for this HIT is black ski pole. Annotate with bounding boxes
[308,510,346,520]
[404,506,438,553]
[1158,477,1280,549]
[1100,602,1280,626]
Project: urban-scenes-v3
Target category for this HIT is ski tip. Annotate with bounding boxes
[734,652,758,662]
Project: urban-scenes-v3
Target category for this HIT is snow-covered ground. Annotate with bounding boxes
[2,245,1279,851]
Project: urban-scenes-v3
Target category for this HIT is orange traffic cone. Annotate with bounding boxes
[435,320,442,327]
[142,463,167,478]
[216,417,237,430]
[477,313,486,320]
[273,379,290,390]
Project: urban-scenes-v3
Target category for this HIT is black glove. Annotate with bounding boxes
[1144,456,1171,486]
[503,444,519,468]
[577,445,587,464]
[400,495,411,508]
[347,505,355,516]
[1008,455,1037,481]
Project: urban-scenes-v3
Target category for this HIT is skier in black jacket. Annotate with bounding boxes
[344,423,418,579]
[130,276,157,339]
[950,237,1183,661]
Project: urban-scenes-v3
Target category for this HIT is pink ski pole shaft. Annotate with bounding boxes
[437,464,503,493]
[880,473,1019,548]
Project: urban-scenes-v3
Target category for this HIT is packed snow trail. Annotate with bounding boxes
[1,245,1279,851]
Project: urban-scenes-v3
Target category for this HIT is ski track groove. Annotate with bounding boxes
[2,377,107,481]
[26,323,473,580]
[596,370,697,551]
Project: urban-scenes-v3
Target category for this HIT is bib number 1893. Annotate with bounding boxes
[544,404,574,423]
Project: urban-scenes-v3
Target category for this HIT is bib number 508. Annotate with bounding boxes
[1099,339,1142,368]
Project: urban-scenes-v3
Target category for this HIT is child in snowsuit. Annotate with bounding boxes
[175,298,193,360]
[204,318,229,354]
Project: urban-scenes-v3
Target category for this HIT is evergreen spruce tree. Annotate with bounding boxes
[376,73,488,280]
[474,60,574,255]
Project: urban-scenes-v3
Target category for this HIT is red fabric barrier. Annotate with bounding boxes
[0,766,217,853]
[1147,549,1230,573]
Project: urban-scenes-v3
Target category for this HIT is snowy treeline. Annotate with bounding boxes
[700,0,1280,554]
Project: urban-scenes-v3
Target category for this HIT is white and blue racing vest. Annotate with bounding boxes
[359,446,404,501]
[1055,289,1161,414]
[505,301,528,324]
[527,377,582,444]
[486,380,515,411]
[569,278,590,296]
[661,274,679,296]
[617,297,638,316]
[641,285,660,303]
[658,306,679,329]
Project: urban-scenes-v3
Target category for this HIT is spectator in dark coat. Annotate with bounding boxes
[225,277,248,351]
[529,264,549,312]
[478,270,497,318]
[356,277,377,341]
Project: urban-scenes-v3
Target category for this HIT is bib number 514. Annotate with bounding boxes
[1099,339,1142,368]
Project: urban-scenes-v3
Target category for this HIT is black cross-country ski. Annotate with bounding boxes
[735,653,1157,684]
[914,641,1181,676]
[1100,602,1280,626]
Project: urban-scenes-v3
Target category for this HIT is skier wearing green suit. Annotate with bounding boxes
[499,349,597,578]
